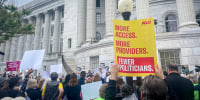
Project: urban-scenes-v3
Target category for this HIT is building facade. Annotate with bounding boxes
[0,0,200,74]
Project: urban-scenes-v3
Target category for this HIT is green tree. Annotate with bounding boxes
[0,0,34,43]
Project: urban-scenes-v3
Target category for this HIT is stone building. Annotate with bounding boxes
[0,0,200,74]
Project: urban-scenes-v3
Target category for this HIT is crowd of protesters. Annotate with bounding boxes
[0,62,199,100]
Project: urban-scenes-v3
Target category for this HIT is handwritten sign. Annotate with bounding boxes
[6,61,20,71]
[113,18,157,77]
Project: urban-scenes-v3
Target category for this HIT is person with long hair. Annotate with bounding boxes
[93,73,101,82]
[63,74,70,88]
[63,73,81,100]
[38,78,45,90]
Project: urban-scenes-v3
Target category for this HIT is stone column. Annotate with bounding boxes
[43,11,50,54]
[176,0,198,30]
[25,17,33,51]
[4,40,11,62]
[0,43,5,62]
[16,36,24,60]
[77,0,86,46]
[105,0,116,37]
[86,0,96,42]
[53,8,60,53]
[9,37,18,61]
[136,0,150,19]
[33,14,41,50]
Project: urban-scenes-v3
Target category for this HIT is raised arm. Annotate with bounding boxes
[105,62,119,100]
[17,69,33,97]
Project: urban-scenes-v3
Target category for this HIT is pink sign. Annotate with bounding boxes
[6,61,20,71]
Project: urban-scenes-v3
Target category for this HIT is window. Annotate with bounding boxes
[50,24,54,36]
[43,65,46,71]
[165,15,177,32]
[31,34,35,50]
[90,56,99,72]
[159,50,180,71]
[40,27,44,39]
[96,0,100,7]
[117,0,119,9]
[61,23,64,34]
[59,38,63,54]
[49,40,53,53]
[96,13,101,24]
[51,12,55,21]
[42,15,45,24]
[68,38,71,48]
[23,36,27,52]
[61,8,64,18]
[196,14,200,26]
[14,38,19,60]
[96,32,101,41]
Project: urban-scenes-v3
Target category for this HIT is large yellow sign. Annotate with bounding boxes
[113,18,157,77]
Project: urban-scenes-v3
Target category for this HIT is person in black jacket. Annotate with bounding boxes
[79,71,86,85]
[105,62,169,100]
[42,72,64,100]
[105,62,119,100]
[63,74,70,88]
[155,64,194,100]
[63,73,81,100]
[26,79,41,100]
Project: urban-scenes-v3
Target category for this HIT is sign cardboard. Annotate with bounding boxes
[41,71,50,80]
[81,81,102,100]
[6,61,20,71]
[20,50,45,70]
[113,18,157,77]
[50,64,62,74]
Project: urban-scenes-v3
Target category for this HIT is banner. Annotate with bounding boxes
[6,61,20,71]
[20,50,45,70]
[50,64,62,74]
[113,18,157,77]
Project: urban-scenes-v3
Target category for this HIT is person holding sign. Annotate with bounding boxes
[0,69,33,99]
[105,62,168,100]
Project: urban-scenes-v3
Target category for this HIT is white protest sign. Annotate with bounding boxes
[102,67,107,78]
[50,64,62,74]
[94,68,102,77]
[81,81,102,100]
[20,50,45,70]
[41,71,50,80]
